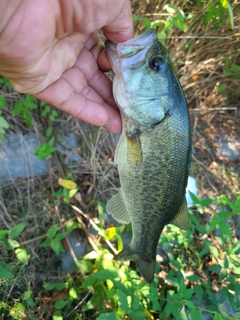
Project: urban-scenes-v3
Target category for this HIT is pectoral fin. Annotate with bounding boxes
[106,188,131,224]
[170,199,189,230]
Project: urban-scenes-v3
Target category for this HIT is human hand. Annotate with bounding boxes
[0,0,133,133]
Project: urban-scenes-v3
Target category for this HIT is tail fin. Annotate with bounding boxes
[114,246,155,283]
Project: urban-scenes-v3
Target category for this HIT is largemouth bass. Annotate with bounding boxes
[106,29,191,283]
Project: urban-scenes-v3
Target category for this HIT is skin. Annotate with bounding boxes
[0,0,133,133]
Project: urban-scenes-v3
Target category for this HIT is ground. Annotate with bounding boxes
[0,1,240,319]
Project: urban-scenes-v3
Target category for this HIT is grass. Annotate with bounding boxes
[0,0,240,319]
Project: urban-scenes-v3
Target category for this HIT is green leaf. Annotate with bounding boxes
[164,4,176,14]
[189,192,200,204]
[178,277,186,295]
[220,0,228,8]
[3,78,13,90]
[9,222,27,239]
[92,269,119,281]
[69,188,78,198]
[172,18,188,32]
[0,230,9,237]
[234,197,240,212]
[232,242,240,254]
[189,309,202,320]
[224,255,229,268]
[213,314,224,320]
[49,114,56,121]
[43,282,55,290]
[69,287,78,299]
[0,132,5,144]
[22,108,32,120]
[65,221,79,234]
[24,290,35,306]
[218,83,227,94]
[218,195,234,209]
[199,245,210,256]
[76,260,94,273]
[0,116,9,129]
[53,310,63,320]
[219,269,228,282]
[165,303,173,317]
[54,300,68,310]
[55,282,66,290]
[13,101,23,116]
[117,289,129,312]
[47,147,56,154]
[40,100,47,107]
[15,247,28,264]
[195,284,203,302]
[40,238,51,247]
[142,17,151,29]
[47,224,58,239]
[55,233,66,241]
[52,110,58,117]
[210,246,219,259]
[45,126,52,138]
[209,264,221,272]
[178,306,188,320]
[97,312,117,320]
[23,98,37,109]
[219,220,231,238]
[233,267,240,275]
[184,288,194,300]
[0,95,8,109]
[227,0,234,29]
[83,250,98,260]
[218,211,233,218]
[48,136,55,147]
[0,267,14,279]
[187,274,198,282]
[199,198,213,207]
[225,275,236,283]
[132,14,139,21]
[132,295,140,311]
[184,300,194,309]
[5,238,19,250]
[209,216,218,232]
[51,238,65,255]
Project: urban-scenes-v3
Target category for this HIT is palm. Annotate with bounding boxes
[0,0,133,133]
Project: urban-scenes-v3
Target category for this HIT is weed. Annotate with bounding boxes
[0,1,239,319]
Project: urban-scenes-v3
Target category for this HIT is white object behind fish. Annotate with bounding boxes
[186,176,198,207]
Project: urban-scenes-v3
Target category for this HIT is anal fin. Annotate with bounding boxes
[106,188,131,224]
[170,198,189,230]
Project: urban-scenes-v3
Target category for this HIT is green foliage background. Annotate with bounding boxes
[0,1,240,319]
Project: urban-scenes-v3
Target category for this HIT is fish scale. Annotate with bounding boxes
[106,29,191,283]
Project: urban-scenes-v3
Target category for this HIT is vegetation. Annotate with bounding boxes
[0,1,239,319]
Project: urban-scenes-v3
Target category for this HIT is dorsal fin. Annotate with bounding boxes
[106,188,131,224]
[170,199,189,230]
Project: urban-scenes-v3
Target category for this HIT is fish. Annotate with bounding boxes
[105,29,191,283]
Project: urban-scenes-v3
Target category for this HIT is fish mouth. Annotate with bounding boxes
[105,29,157,75]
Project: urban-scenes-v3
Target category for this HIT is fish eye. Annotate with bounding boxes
[149,56,164,72]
